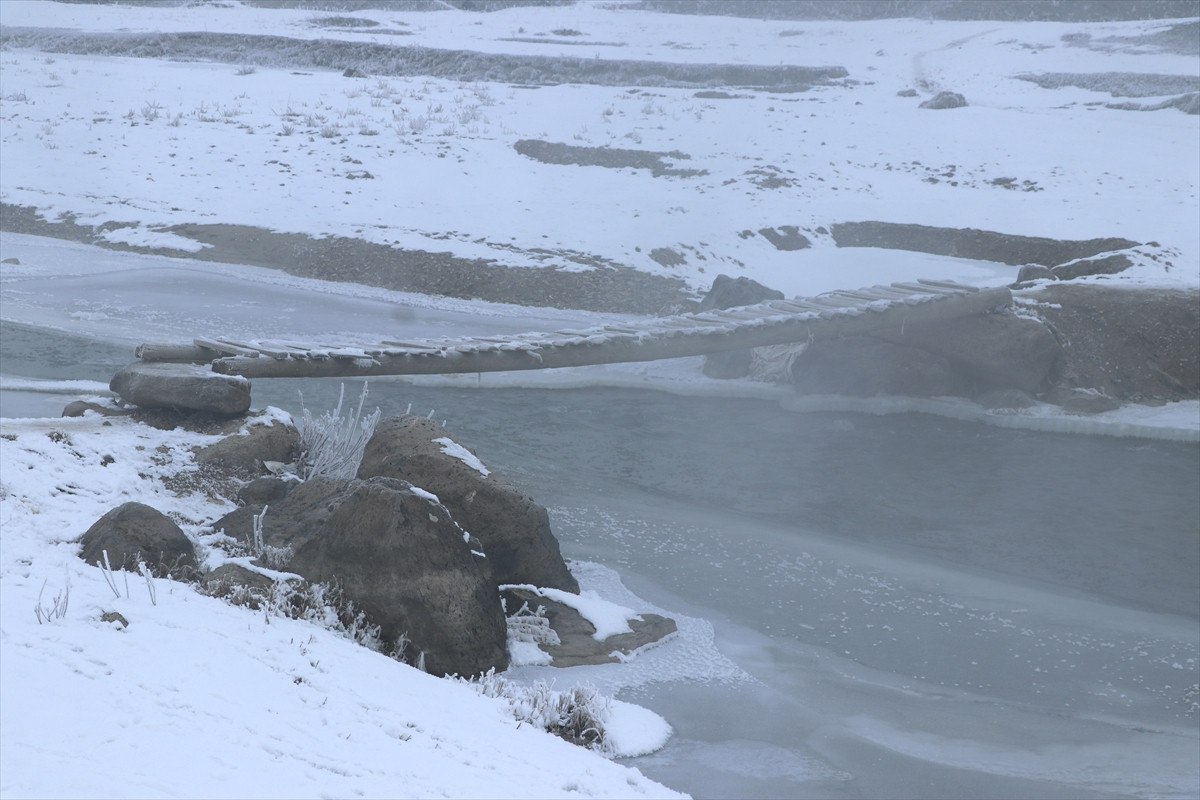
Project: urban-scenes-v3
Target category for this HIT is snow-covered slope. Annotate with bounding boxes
[0,412,687,799]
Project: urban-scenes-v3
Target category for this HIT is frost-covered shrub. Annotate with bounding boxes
[505,600,561,647]
[296,383,380,480]
[464,670,611,752]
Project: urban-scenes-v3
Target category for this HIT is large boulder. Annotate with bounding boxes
[919,91,968,109]
[1050,253,1132,281]
[110,362,251,415]
[285,477,509,677]
[1031,285,1199,402]
[212,476,348,552]
[877,311,1060,394]
[79,502,197,578]
[790,336,961,396]
[502,587,677,668]
[700,275,786,379]
[357,417,579,593]
[698,274,785,311]
[193,421,299,481]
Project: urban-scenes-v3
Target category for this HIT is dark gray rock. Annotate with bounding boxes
[1015,264,1055,284]
[342,67,368,78]
[237,476,295,506]
[830,221,1138,267]
[357,417,579,593]
[920,91,968,109]
[1047,386,1122,414]
[502,588,677,667]
[791,337,961,396]
[757,226,811,251]
[287,477,509,677]
[194,421,299,481]
[1051,253,1132,281]
[212,476,349,552]
[702,349,754,379]
[699,274,785,310]
[110,362,251,415]
[1029,285,1199,403]
[896,88,919,97]
[205,563,277,594]
[100,611,129,628]
[699,275,786,378]
[62,400,132,418]
[79,502,197,579]
[878,312,1060,394]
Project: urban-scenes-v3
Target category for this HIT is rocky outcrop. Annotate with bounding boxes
[193,421,299,481]
[698,274,784,311]
[285,477,509,677]
[357,417,579,593]
[757,226,811,251]
[791,335,961,397]
[78,502,197,578]
[62,400,131,418]
[919,91,968,109]
[876,311,1060,394]
[212,476,347,552]
[110,362,251,415]
[701,274,786,379]
[1050,253,1133,281]
[502,588,677,667]
[1031,285,1199,403]
[829,221,1138,267]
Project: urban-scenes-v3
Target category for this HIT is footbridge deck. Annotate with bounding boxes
[135,280,1011,379]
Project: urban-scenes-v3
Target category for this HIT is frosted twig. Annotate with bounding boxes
[98,550,121,599]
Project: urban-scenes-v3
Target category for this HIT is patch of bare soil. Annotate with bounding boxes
[0,204,692,314]
[1031,285,1200,402]
[513,139,707,177]
[0,28,846,91]
[829,221,1139,267]
[1015,69,1200,115]
[1063,21,1200,57]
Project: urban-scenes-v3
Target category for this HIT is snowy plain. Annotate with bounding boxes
[1,1,1199,798]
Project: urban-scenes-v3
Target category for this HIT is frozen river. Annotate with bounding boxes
[1,235,1197,798]
[262,381,1199,800]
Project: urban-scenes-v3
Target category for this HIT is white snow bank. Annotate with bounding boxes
[434,436,490,477]
[97,225,212,253]
[779,394,1200,443]
[607,699,676,758]
[0,416,686,799]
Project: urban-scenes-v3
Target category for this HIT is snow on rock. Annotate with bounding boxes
[433,436,490,477]
[97,225,212,252]
[0,416,686,799]
[503,584,641,641]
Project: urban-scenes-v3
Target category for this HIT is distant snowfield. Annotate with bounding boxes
[0,0,1196,299]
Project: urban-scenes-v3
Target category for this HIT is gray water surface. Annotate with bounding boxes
[251,379,1199,799]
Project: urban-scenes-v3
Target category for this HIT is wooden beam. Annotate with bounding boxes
[209,287,1011,378]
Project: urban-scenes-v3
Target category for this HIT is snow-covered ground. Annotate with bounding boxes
[0,410,694,798]
[0,0,1196,298]
[1,2,1198,797]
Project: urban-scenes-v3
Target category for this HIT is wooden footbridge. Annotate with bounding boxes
[133,280,1010,379]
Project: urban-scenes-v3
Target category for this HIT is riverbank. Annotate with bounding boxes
[0,409,694,798]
